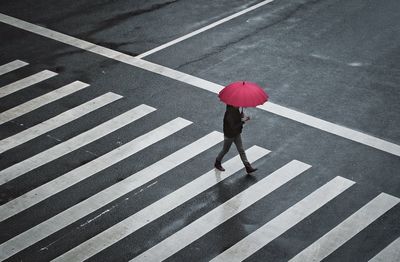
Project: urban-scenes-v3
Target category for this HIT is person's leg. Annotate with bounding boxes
[215,137,234,171]
[233,134,249,164]
[216,137,234,162]
[233,134,257,174]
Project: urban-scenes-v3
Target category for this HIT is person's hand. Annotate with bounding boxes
[241,116,250,122]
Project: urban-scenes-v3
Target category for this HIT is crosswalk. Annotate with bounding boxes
[0,81,89,125]
[0,59,399,261]
[210,176,355,262]
[0,117,192,221]
[54,146,269,262]
[0,104,157,185]
[131,160,312,262]
[0,92,122,154]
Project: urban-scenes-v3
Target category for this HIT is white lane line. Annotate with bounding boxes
[289,193,400,262]
[131,160,311,262]
[369,237,400,262]
[0,105,156,186]
[0,92,122,154]
[0,70,57,98]
[0,81,89,125]
[0,117,191,222]
[0,131,222,261]
[136,0,276,58]
[0,60,28,76]
[1,13,399,158]
[258,103,400,158]
[0,13,123,60]
[211,176,355,262]
[53,146,269,262]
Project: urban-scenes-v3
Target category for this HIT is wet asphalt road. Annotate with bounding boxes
[0,0,399,261]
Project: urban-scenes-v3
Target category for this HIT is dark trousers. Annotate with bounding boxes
[216,134,249,164]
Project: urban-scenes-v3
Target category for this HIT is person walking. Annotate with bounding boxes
[214,104,258,174]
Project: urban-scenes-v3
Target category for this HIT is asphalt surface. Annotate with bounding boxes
[0,0,399,261]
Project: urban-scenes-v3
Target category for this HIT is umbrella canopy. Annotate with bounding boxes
[218,81,268,107]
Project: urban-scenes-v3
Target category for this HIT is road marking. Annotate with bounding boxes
[130,160,311,262]
[0,13,123,60]
[289,193,400,262]
[0,81,89,125]
[369,237,400,262]
[0,105,155,185]
[53,146,269,262]
[0,13,399,157]
[136,0,276,58]
[211,176,355,262]
[0,92,122,154]
[258,103,400,157]
[0,70,57,98]
[0,131,222,261]
[0,117,191,222]
[0,60,28,76]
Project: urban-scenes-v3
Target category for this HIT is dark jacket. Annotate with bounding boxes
[223,105,243,138]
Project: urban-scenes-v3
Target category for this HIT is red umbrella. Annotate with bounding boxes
[218,81,268,107]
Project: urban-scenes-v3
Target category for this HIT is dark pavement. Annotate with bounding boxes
[0,0,399,261]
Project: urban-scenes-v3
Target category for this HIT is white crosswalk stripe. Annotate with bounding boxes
[0,70,57,98]
[289,193,400,262]
[0,60,28,76]
[211,176,355,262]
[0,117,192,222]
[0,104,156,185]
[0,92,122,154]
[130,160,311,262]
[53,146,270,262]
[0,81,89,125]
[369,237,400,262]
[0,131,221,261]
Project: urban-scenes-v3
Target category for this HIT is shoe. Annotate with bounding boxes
[214,160,225,171]
[245,163,257,174]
